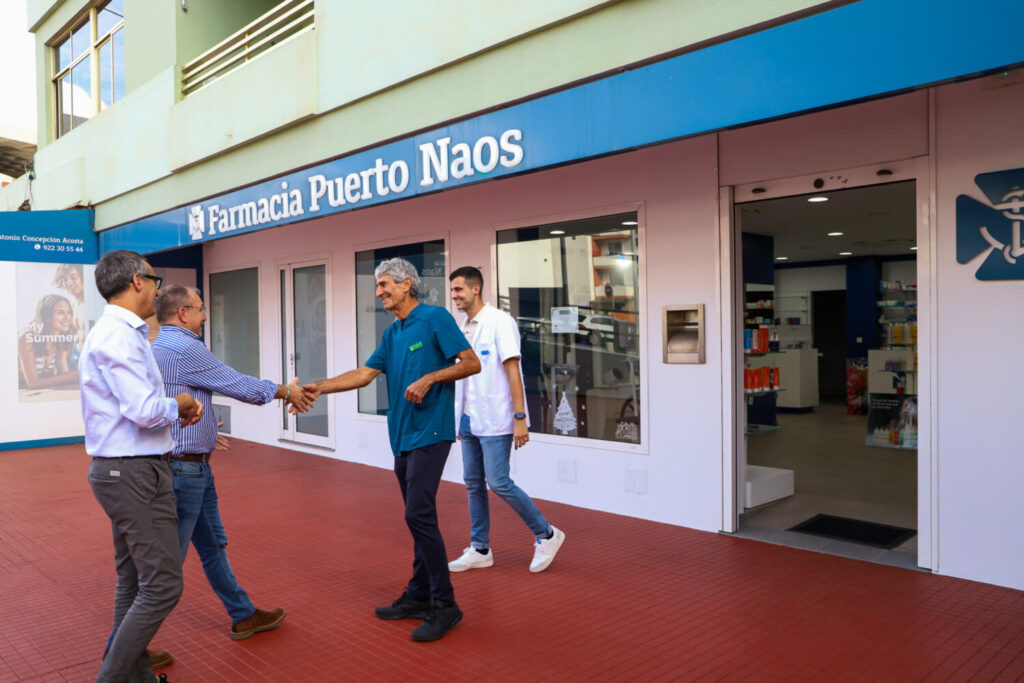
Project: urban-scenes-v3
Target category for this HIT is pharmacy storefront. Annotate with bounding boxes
[16,0,1024,590]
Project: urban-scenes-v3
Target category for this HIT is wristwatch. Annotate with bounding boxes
[514,412,527,420]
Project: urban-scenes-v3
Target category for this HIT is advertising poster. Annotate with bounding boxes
[866,393,918,449]
[15,262,102,403]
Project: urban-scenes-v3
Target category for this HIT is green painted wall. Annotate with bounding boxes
[14,0,830,224]
[175,0,282,66]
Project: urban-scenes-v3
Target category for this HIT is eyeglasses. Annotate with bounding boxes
[181,305,207,314]
[141,274,163,289]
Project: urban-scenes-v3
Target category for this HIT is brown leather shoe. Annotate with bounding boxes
[230,607,286,640]
[148,648,174,669]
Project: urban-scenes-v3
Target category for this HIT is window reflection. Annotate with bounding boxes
[355,240,447,415]
[51,0,125,137]
[209,268,261,378]
[497,213,641,444]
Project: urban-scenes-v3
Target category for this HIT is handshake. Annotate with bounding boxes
[281,378,318,414]
[286,379,323,415]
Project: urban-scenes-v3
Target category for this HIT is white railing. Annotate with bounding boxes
[181,0,314,96]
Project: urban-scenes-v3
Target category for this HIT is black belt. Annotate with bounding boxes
[92,453,170,461]
[171,453,212,463]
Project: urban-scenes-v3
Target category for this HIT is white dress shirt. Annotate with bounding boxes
[79,304,178,456]
[455,303,529,436]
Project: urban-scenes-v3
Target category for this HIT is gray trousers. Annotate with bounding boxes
[89,456,183,683]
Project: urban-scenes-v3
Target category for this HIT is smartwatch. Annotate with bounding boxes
[514,412,527,420]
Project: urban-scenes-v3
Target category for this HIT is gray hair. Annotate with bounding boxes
[374,257,420,298]
[155,284,201,323]
[95,250,149,301]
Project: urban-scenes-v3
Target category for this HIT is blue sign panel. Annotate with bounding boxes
[0,211,97,264]
[101,0,1024,255]
[956,168,1024,280]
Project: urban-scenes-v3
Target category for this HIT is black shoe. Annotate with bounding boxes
[410,602,463,642]
[375,591,431,620]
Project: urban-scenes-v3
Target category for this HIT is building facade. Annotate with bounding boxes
[2,0,1023,591]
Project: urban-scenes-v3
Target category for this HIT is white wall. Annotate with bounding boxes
[202,135,725,531]
[932,76,1024,590]
[881,260,916,284]
[775,265,846,295]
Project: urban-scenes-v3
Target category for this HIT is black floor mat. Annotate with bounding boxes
[789,513,916,549]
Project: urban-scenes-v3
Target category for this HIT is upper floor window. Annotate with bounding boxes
[51,0,124,138]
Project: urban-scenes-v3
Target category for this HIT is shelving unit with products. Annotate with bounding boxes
[774,293,810,326]
[743,293,775,327]
[877,281,917,350]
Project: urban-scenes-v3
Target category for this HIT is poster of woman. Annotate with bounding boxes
[16,262,100,403]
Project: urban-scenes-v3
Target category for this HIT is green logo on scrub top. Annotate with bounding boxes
[409,341,423,352]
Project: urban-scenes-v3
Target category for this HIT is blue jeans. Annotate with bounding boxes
[459,414,550,549]
[169,459,255,622]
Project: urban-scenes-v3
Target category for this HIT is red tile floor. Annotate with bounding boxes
[1,441,1022,682]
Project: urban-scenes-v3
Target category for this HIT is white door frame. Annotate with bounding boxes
[278,257,335,449]
[719,156,934,570]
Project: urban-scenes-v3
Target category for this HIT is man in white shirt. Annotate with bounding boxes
[447,266,565,573]
[80,250,203,683]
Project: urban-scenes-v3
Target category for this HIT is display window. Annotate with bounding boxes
[497,212,641,443]
[355,239,447,415]
[208,267,260,377]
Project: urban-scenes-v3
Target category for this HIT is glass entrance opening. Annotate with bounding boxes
[734,180,919,566]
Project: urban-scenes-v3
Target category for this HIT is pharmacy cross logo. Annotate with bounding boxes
[188,205,206,241]
[956,166,1024,280]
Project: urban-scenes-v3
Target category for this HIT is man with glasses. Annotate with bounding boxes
[81,251,203,683]
[145,283,314,649]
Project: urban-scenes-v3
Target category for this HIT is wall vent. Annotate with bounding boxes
[556,458,577,483]
[625,468,648,495]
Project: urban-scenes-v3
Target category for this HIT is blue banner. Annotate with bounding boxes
[100,0,1024,255]
[0,211,97,264]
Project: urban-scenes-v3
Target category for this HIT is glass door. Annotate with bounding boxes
[280,260,333,448]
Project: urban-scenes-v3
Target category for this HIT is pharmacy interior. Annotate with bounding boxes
[733,172,920,555]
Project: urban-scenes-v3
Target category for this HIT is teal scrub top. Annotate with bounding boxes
[366,303,470,457]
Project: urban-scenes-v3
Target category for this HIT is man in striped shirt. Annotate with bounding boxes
[150,283,313,647]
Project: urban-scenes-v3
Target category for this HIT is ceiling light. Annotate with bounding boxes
[827,232,843,236]
[839,251,852,256]
[807,196,829,203]
[775,256,788,261]
[910,246,918,250]
[550,230,565,235]
[621,220,638,226]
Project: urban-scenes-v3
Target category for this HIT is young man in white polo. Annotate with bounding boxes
[448,266,565,573]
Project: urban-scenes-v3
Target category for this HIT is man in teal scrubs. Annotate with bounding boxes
[303,257,479,642]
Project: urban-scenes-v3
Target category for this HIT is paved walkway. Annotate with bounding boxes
[0,442,1021,681]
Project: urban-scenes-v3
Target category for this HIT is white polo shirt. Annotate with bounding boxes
[455,303,529,436]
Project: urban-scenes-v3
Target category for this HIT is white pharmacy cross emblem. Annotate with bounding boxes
[188,205,206,241]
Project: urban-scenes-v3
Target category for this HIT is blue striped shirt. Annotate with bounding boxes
[153,325,277,455]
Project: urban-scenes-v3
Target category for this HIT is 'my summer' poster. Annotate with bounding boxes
[15,262,102,403]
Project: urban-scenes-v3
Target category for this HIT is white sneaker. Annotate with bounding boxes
[448,547,494,572]
[529,526,565,573]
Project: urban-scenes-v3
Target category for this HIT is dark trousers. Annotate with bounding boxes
[394,441,455,605]
[89,457,183,683]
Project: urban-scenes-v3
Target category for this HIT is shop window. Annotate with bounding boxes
[497,212,641,444]
[355,239,447,415]
[51,0,125,138]
[208,267,260,378]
